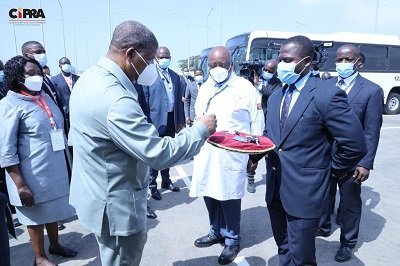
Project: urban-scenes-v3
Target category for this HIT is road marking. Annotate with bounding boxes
[174,166,191,188]
[382,126,400,129]
[234,256,250,266]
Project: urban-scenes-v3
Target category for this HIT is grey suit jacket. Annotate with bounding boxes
[184,81,200,121]
[69,57,210,236]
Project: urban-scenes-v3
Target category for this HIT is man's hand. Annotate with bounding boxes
[353,166,370,184]
[185,117,191,125]
[176,124,184,133]
[17,185,34,207]
[197,114,217,135]
[253,69,261,86]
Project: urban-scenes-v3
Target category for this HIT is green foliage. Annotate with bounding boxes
[178,55,200,70]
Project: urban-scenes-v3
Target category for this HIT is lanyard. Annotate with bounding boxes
[204,84,229,113]
[21,91,57,130]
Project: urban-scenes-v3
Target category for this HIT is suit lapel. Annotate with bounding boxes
[269,86,285,143]
[347,75,363,103]
[278,78,315,147]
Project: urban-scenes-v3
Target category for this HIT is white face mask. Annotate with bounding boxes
[131,50,158,86]
[194,75,204,84]
[61,63,72,73]
[183,71,189,77]
[209,66,230,84]
[24,75,43,92]
[33,53,47,67]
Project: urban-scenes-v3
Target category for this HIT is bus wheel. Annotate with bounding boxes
[385,92,400,115]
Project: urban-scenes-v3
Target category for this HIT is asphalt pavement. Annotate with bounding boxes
[9,115,400,266]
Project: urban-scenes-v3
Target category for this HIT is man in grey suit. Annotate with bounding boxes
[69,20,217,266]
[184,68,204,126]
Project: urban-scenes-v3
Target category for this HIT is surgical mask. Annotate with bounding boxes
[336,61,357,78]
[262,71,274,80]
[23,75,43,92]
[209,66,230,84]
[0,71,4,82]
[194,75,204,84]
[33,53,47,67]
[61,63,72,73]
[130,50,158,86]
[157,58,171,70]
[277,57,309,85]
[183,71,189,77]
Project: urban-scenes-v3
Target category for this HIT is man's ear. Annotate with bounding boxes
[125,47,135,59]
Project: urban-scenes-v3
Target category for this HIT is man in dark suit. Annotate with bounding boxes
[143,46,185,200]
[317,44,383,263]
[254,59,282,115]
[51,57,80,128]
[184,68,203,126]
[258,36,367,265]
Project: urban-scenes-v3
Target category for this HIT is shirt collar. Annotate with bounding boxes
[285,72,311,92]
[97,56,137,97]
[336,71,358,86]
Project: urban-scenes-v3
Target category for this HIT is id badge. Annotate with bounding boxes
[50,129,66,152]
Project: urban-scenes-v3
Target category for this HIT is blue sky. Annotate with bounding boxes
[0,0,398,74]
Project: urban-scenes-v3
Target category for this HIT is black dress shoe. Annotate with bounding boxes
[316,229,330,237]
[146,206,157,219]
[151,188,162,200]
[194,235,224,248]
[58,222,66,231]
[218,245,240,265]
[161,182,180,192]
[335,246,353,262]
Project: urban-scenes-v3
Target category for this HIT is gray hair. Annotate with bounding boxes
[110,20,158,53]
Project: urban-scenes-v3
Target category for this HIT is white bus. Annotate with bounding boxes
[216,31,400,114]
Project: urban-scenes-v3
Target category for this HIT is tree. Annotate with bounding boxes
[178,55,201,71]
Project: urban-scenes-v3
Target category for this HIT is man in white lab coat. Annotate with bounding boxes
[190,46,264,265]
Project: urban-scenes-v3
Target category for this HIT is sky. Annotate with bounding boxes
[0,0,398,74]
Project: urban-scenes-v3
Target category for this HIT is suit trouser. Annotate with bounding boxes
[95,214,147,266]
[0,192,10,266]
[318,173,362,248]
[204,196,241,246]
[149,112,175,189]
[268,191,319,266]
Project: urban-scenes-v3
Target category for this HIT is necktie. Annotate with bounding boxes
[280,84,296,131]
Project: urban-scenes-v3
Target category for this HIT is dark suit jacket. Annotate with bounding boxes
[143,69,185,135]
[184,81,199,121]
[265,77,367,219]
[328,74,383,170]
[133,83,150,121]
[51,73,79,115]
[260,76,282,115]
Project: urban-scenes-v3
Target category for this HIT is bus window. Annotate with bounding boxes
[389,47,400,71]
[360,45,388,71]
[231,46,247,74]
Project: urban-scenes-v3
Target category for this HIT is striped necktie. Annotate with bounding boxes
[280,84,296,132]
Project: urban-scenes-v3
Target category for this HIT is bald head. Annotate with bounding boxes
[21,41,45,56]
[157,46,171,59]
[263,59,278,74]
[208,46,231,70]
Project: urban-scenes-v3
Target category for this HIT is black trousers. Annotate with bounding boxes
[318,173,362,248]
[268,186,319,265]
[149,112,175,189]
[0,192,10,266]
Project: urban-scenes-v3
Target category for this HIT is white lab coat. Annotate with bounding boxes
[189,73,265,200]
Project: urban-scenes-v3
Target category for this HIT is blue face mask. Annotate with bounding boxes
[0,71,4,82]
[336,60,358,78]
[277,57,309,85]
[262,71,274,80]
[157,58,171,70]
